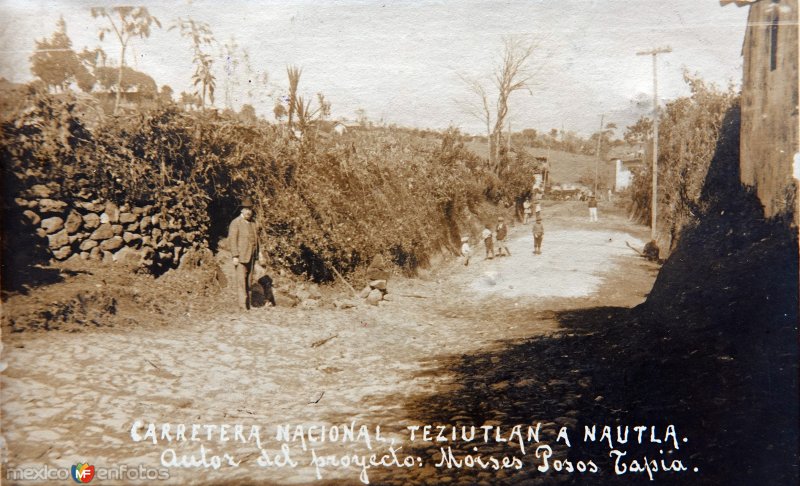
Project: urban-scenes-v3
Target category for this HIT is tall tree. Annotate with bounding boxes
[30,17,92,93]
[286,65,302,129]
[273,102,287,122]
[282,68,331,136]
[76,47,107,92]
[172,18,216,111]
[239,103,257,123]
[491,36,537,164]
[91,7,161,115]
[219,36,258,109]
[316,93,331,121]
[221,36,239,110]
[159,84,174,104]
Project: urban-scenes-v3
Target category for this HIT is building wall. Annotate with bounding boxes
[740,0,799,223]
[614,159,643,192]
[615,160,630,191]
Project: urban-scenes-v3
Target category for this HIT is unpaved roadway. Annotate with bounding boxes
[1,201,658,485]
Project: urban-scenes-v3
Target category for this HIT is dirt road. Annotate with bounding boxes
[1,201,659,485]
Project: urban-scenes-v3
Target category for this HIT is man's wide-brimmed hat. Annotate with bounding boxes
[240,197,254,209]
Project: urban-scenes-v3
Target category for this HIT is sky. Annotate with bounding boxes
[0,0,750,136]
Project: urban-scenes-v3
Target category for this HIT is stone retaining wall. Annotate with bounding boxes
[16,183,206,270]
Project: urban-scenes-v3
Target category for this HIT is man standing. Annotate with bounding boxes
[588,195,598,222]
[495,217,511,256]
[228,197,264,310]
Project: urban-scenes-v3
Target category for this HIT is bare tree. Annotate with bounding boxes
[458,74,493,163]
[220,36,258,109]
[492,36,537,163]
[316,93,331,121]
[460,36,539,168]
[91,7,161,115]
[221,36,240,110]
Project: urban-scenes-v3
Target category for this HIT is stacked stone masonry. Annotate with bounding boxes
[17,183,205,269]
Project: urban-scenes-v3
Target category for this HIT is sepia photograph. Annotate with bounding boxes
[0,1,797,484]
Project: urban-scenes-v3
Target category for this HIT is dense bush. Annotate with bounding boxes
[628,75,739,253]
[2,89,512,282]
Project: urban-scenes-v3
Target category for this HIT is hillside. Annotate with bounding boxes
[464,140,617,188]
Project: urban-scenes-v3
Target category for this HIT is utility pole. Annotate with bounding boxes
[637,46,672,241]
[594,114,604,195]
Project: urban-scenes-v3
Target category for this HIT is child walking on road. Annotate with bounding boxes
[482,225,494,259]
[532,217,544,255]
[460,236,471,266]
[523,199,532,224]
[495,217,511,256]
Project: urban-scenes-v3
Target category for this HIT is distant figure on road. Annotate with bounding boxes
[523,199,532,224]
[534,200,542,219]
[460,236,471,266]
[495,217,511,256]
[532,217,544,255]
[228,197,265,311]
[588,195,598,222]
[482,225,494,259]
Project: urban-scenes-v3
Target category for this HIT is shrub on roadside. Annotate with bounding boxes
[2,90,510,282]
[627,74,739,253]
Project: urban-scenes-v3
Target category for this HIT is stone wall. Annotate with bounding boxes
[16,183,205,271]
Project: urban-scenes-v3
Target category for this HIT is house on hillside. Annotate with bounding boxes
[93,89,151,111]
[607,146,644,192]
[612,157,645,192]
[722,0,799,224]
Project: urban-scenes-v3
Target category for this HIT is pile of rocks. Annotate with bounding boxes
[266,274,324,308]
[359,279,391,306]
[17,184,205,270]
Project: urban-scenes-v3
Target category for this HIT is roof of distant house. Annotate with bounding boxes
[606,145,640,160]
[719,0,760,6]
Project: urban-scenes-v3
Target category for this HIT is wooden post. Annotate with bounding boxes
[637,46,672,242]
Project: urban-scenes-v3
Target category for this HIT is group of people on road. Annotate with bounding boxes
[460,192,602,265]
[229,192,602,308]
[460,196,546,266]
[460,217,515,266]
